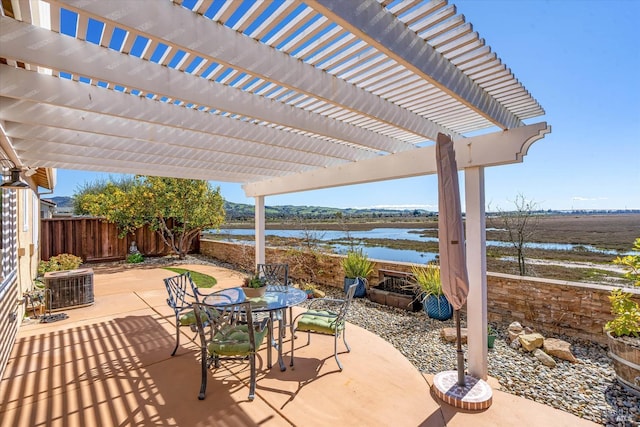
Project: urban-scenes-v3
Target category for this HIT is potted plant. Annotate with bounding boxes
[341,248,374,298]
[605,237,640,393]
[242,273,267,298]
[410,263,452,320]
[487,325,497,349]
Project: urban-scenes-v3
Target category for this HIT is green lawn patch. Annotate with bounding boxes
[163,267,217,288]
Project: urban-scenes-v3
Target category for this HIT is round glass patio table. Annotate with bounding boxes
[203,286,308,371]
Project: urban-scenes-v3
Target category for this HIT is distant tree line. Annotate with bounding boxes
[223,201,436,221]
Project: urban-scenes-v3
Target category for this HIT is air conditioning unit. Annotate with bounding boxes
[44,268,94,310]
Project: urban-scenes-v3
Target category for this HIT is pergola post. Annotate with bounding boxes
[254,196,265,266]
[464,166,488,380]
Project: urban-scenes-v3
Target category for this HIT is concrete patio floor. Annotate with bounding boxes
[0,264,597,426]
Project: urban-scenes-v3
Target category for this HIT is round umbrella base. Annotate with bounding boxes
[432,371,493,411]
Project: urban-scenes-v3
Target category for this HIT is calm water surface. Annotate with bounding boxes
[207,228,635,264]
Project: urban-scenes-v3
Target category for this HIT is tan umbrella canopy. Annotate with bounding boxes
[436,132,469,311]
[436,132,470,386]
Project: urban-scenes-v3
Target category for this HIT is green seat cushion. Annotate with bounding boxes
[208,324,268,356]
[180,310,201,326]
[179,308,215,326]
[297,310,344,335]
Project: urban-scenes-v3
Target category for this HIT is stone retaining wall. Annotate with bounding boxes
[200,239,639,345]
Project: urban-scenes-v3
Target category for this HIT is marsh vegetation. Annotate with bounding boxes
[209,213,639,285]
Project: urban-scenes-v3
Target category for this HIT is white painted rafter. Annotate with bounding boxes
[51,0,457,143]
[310,0,523,130]
[0,16,409,154]
[0,66,373,163]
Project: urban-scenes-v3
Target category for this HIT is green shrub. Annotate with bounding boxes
[38,253,83,276]
[605,289,640,337]
[605,237,640,337]
[127,253,145,264]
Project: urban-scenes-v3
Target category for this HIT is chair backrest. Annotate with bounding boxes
[192,301,258,351]
[163,272,199,311]
[336,283,358,323]
[256,263,290,291]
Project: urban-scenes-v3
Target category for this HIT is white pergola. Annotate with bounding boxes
[0,0,549,380]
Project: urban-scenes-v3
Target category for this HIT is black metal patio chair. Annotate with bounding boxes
[289,283,357,371]
[163,272,208,356]
[193,301,269,401]
[257,263,293,336]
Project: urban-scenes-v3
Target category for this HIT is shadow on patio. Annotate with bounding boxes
[0,265,597,426]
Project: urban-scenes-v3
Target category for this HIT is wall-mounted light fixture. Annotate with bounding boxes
[1,158,30,190]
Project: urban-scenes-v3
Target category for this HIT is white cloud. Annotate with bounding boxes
[353,204,437,210]
[572,197,609,202]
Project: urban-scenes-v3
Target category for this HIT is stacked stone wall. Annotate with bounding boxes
[199,239,639,345]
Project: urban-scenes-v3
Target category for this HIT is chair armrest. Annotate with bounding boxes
[254,317,270,333]
[307,297,345,310]
[191,287,218,300]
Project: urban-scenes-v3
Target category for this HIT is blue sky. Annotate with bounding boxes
[49,0,640,211]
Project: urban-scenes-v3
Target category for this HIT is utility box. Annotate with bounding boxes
[44,268,95,310]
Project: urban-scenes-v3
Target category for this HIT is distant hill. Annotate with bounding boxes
[223,201,433,221]
[41,196,432,219]
[42,196,638,219]
[44,196,74,208]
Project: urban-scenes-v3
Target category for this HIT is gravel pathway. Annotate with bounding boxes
[119,255,639,426]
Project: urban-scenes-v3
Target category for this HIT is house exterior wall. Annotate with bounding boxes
[0,175,43,380]
[17,189,40,304]
[0,186,19,381]
[200,239,639,345]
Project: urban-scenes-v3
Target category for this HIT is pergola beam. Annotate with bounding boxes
[244,122,550,197]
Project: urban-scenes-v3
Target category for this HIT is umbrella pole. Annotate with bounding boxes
[455,309,465,386]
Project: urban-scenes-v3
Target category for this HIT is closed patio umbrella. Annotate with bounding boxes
[436,132,469,386]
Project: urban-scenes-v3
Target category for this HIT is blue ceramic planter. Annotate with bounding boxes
[344,277,367,298]
[423,295,453,320]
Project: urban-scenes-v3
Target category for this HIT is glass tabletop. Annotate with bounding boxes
[202,286,308,312]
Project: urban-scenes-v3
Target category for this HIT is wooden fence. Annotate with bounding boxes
[41,217,199,262]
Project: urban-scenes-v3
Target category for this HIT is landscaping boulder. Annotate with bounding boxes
[543,338,577,363]
[533,348,557,368]
[508,321,524,342]
[519,333,544,351]
[441,327,467,344]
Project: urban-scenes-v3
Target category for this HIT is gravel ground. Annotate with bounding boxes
[118,255,639,426]
[315,284,639,427]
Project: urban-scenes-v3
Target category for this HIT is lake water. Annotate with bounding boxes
[206,227,635,264]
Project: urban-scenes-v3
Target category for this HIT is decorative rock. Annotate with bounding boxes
[510,339,522,350]
[441,327,468,343]
[534,349,557,368]
[519,333,545,352]
[508,321,524,342]
[543,338,577,363]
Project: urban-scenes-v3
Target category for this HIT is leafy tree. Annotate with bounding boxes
[73,175,136,216]
[76,176,225,259]
[491,194,539,276]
